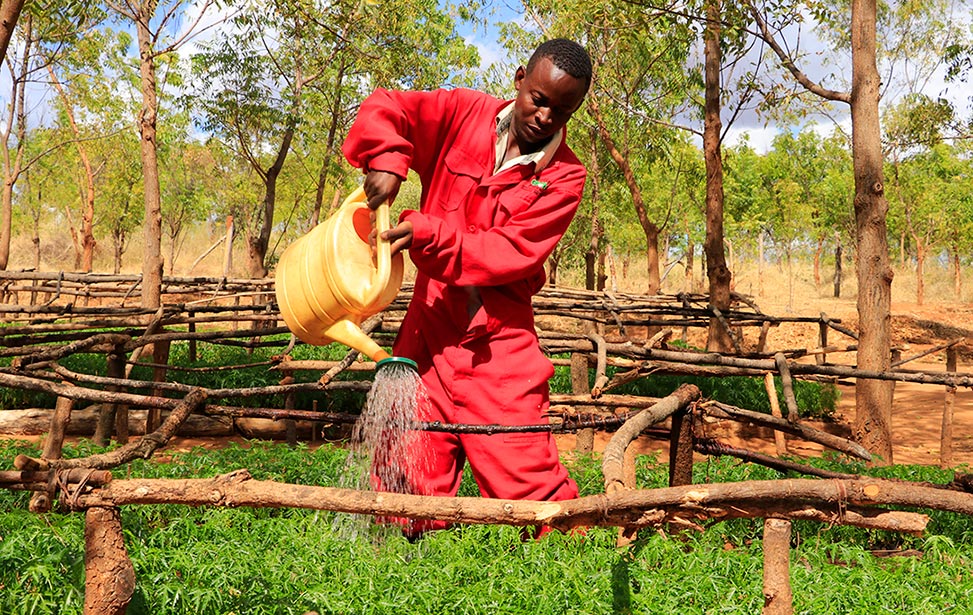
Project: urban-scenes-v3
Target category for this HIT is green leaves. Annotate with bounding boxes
[2,439,973,613]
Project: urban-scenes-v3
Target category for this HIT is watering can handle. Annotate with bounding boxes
[365,197,393,307]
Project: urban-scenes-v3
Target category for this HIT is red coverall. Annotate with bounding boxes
[342,87,586,532]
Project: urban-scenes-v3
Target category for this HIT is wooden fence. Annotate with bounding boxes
[0,270,971,615]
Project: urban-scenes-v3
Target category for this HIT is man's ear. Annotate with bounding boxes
[513,65,526,90]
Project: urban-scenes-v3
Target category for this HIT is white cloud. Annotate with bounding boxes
[468,36,505,72]
[722,125,781,154]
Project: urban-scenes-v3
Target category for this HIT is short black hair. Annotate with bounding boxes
[526,38,592,89]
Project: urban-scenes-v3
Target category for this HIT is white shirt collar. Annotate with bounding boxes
[494,103,562,175]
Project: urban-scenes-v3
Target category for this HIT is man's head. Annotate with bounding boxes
[511,39,592,151]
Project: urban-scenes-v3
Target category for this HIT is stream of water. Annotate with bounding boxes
[334,361,430,539]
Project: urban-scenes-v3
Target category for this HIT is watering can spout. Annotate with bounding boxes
[274,187,404,362]
[323,318,392,363]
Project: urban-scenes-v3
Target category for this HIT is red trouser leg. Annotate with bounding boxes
[377,315,578,534]
[407,325,578,502]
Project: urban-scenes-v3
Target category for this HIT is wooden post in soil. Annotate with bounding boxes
[890,347,902,397]
[602,385,701,493]
[756,320,772,354]
[571,352,594,454]
[941,346,958,469]
[94,345,127,447]
[282,369,297,447]
[773,353,800,423]
[188,309,197,362]
[146,339,171,433]
[84,506,135,615]
[110,348,129,444]
[762,518,793,615]
[29,395,74,512]
[668,406,694,487]
[603,384,700,545]
[818,313,829,365]
[763,373,789,456]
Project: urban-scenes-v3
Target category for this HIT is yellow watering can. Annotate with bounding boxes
[275,187,404,363]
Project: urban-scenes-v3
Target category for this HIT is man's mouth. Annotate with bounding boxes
[524,124,546,140]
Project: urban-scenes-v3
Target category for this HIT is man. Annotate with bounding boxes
[342,38,592,536]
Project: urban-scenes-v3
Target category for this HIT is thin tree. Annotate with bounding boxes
[104,0,217,307]
[702,0,733,352]
[0,11,39,270]
[0,0,25,63]
[746,0,894,460]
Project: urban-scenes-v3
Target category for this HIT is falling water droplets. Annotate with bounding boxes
[334,361,431,540]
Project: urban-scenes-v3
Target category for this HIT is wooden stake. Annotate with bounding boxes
[762,518,793,615]
[941,346,958,469]
[817,312,830,365]
[146,338,171,433]
[30,395,74,512]
[570,352,594,454]
[763,373,789,456]
[84,506,135,615]
[282,371,297,447]
[774,353,800,422]
[668,407,694,487]
[603,384,701,494]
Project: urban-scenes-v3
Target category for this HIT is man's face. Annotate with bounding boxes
[511,57,588,150]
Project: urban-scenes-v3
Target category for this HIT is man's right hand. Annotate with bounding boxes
[381,221,413,257]
[363,170,402,210]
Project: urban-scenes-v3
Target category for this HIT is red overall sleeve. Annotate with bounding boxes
[402,172,584,287]
[342,88,466,183]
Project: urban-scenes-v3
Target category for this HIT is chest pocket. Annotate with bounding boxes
[437,148,483,212]
[495,183,545,225]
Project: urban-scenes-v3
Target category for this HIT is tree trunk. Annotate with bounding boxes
[0,0,25,65]
[58,199,84,270]
[952,247,961,299]
[588,94,661,294]
[47,65,97,272]
[547,246,560,286]
[585,127,602,291]
[898,228,906,270]
[248,125,294,279]
[758,230,765,297]
[851,0,894,464]
[310,62,346,228]
[31,210,40,270]
[112,229,124,274]
[0,14,31,271]
[685,233,695,293]
[135,4,163,308]
[0,175,12,270]
[813,237,823,287]
[914,237,925,306]
[703,0,733,353]
[833,234,843,298]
